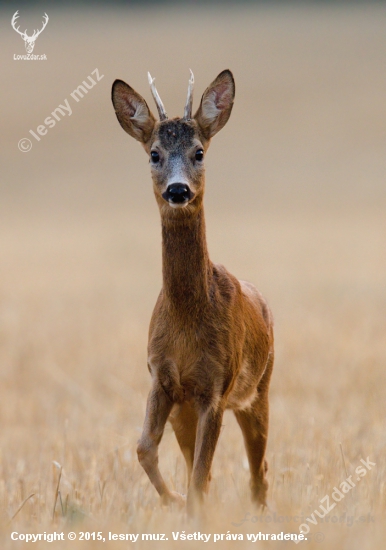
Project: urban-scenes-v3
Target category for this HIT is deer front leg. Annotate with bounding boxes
[187,401,225,515]
[137,382,184,506]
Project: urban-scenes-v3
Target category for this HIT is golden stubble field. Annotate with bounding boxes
[1,3,386,548]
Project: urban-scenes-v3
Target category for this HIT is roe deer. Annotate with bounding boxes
[111,70,274,514]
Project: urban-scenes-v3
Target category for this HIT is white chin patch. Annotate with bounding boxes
[168,201,188,209]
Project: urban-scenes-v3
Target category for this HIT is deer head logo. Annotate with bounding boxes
[11,11,49,54]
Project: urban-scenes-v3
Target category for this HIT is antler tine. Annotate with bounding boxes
[11,11,25,37]
[11,10,19,26]
[34,13,49,39]
[183,69,194,120]
[147,72,167,121]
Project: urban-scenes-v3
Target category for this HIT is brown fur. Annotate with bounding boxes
[111,70,274,514]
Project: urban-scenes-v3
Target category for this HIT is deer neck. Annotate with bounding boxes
[161,204,212,313]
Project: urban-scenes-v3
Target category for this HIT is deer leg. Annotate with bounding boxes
[187,402,225,515]
[234,397,269,506]
[169,402,198,488]
[234,353,273,507]
[137,382,184,506]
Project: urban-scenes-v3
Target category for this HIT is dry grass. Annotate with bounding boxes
[1,3,386,548]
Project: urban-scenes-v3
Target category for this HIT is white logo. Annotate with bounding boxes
[11,11,48,54]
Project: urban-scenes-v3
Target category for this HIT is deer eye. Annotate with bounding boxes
[195,149,204,162]
[151,151,160,163]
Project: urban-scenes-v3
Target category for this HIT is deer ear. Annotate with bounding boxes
[112,80,156,144]
[194,70,235,140]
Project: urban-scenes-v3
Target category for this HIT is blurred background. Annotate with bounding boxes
[1,1,386,548]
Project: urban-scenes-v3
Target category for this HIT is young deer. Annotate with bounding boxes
[111,70,274,514]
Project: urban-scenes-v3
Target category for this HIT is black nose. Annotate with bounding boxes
[162,183,192,204]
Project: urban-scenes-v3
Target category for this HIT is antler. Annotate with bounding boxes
[11,11,49,40]
[11,11,26,38]
[183,69,194,120]
[147,72,167,121]
[32,13,49,39]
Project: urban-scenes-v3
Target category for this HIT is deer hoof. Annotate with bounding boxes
[161,491,186,508]
[251,487,268,509]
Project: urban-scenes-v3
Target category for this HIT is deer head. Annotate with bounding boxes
[11,11,49,54]
[111,70,235,217]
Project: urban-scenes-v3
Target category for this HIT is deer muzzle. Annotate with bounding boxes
[162,183,193,205]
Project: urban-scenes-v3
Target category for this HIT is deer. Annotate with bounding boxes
[111,69,274,515]
[11,11,49,54]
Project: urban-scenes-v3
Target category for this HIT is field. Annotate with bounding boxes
[2,3,386,548]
